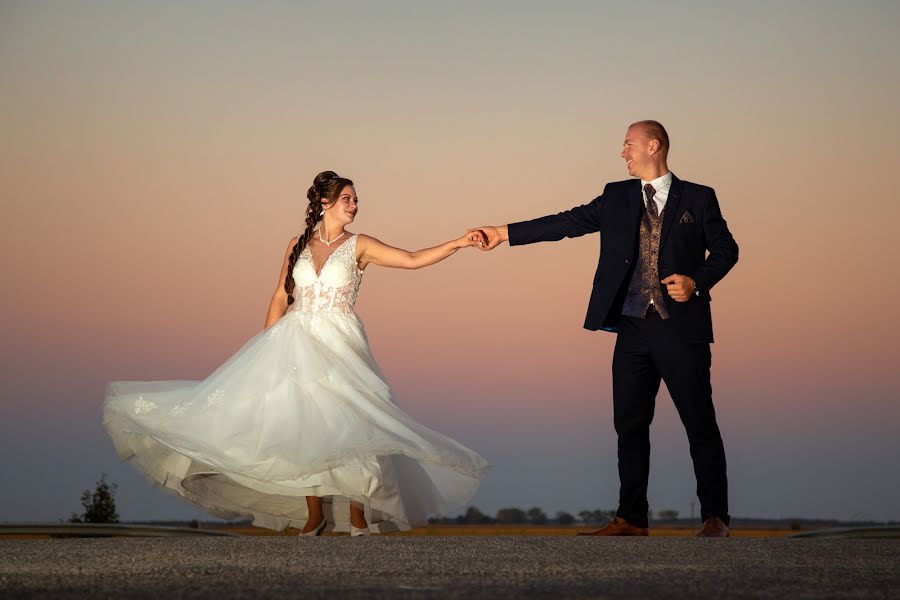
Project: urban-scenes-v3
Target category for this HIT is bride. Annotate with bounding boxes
[103,170,490,536]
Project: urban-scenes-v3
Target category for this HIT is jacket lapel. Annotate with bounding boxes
[627,179,642,243]
[658,172,682,253]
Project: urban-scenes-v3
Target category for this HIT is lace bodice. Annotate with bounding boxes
[286,233,363,314]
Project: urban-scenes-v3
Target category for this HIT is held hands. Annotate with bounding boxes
[466,225,508,251]
[459,230,488,249]
[661,274,696,302]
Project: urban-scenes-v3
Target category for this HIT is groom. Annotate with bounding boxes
[472,120,738,537]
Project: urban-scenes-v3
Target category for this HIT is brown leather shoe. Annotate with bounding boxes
[696,517,730,537]
[577,517,649,536]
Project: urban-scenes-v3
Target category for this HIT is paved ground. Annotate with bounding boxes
[2,536,898,598]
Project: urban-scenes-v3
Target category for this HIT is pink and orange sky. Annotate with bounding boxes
[2,1,899,523]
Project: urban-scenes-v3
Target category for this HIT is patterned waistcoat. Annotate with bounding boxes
[621,200,670,319]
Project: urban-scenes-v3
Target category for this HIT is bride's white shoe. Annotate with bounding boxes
[298,518,326,536]
[350,524,370,537]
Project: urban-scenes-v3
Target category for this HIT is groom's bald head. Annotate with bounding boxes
[628,120,669,157]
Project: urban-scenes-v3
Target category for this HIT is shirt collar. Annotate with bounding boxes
[640,171,672,191]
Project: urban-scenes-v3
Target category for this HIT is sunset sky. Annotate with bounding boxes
[2,1,899,524]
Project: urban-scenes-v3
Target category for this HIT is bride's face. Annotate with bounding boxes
[323,185,358,226]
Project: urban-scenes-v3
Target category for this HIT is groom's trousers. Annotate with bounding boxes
[612,308,729,529]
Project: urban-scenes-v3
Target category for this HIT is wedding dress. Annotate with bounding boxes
[102,233,489,533]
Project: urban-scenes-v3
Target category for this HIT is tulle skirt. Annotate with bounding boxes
[102,310,489,533]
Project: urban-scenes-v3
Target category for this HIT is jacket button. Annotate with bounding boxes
[625,259,630,263]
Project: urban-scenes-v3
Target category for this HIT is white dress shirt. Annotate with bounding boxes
[640,171,672,215]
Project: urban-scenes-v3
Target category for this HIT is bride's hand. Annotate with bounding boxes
[458,230,486,249]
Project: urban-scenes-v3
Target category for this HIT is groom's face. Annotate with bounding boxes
[621,126,652,179]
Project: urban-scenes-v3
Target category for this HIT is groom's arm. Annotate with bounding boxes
[686,188,739,293]
[507,185,609,246]
[471,185,609,250]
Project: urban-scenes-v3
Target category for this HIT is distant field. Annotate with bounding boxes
[0,524,803,539]
[225,524,795,537]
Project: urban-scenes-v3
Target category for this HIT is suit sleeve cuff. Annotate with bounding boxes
[687,273,705,294]
[507,222,525,246]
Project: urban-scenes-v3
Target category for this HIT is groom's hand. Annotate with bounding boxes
[467,225,508,251]
[661,274,696,302]
[460,230,487,248]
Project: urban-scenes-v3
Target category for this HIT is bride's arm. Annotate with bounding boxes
[263,235,300,328]
[357,232,484,271]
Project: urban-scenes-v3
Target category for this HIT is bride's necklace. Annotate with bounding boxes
[318,228,346,246]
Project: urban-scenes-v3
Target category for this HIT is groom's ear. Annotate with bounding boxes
[648,139,660,155]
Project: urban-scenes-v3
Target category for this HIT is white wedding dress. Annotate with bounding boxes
[103,233,489,533]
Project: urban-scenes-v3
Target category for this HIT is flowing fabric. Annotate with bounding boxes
[103,233,489,533]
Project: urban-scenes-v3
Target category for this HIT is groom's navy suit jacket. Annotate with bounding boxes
[508,174,738,343]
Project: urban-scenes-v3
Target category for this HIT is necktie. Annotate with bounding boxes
[643,183,658,220]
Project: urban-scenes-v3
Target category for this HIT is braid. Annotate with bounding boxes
[283,170,352,304]
[283,201,321,304]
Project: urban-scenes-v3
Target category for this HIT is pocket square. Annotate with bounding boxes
[679,210,695,224]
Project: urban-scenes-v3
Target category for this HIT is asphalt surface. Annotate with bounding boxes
[2,536,898,598]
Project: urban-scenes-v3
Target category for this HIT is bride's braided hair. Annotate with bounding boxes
[284,170,354,304]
